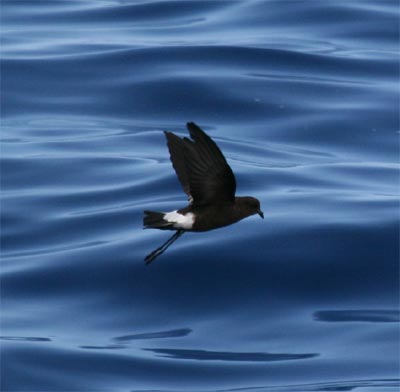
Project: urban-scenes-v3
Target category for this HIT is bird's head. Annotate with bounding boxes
[238,196,264,219]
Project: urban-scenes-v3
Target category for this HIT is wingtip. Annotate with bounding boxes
[186,121,197,130]
[186,122,205,138]
[164,130,174,141]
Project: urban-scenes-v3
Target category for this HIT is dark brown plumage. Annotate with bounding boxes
[165,122,236,206]
[143,122,263,264]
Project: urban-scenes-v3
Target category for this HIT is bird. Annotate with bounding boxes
[143,122,263,264]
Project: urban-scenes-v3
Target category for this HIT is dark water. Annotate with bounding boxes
[1,1,399,391]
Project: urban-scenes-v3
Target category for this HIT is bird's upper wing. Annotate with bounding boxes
[165,122,236,206]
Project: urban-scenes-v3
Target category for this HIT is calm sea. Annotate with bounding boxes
[1,1,399,391]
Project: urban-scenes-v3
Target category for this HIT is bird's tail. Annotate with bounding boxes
[143,210,174,230]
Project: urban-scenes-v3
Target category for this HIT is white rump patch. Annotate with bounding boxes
[164,210,194,230]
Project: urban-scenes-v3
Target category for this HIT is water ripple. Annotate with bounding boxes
[313,310,400,323]
[143,348,319,362]
[2,0,398,391]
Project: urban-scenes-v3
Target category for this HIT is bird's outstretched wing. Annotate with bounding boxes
[165,122,236,206]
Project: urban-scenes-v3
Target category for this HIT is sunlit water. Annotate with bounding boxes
[1,1,399,391]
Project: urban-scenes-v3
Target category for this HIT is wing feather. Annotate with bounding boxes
[164,122,236,206]
[164,132,191,200]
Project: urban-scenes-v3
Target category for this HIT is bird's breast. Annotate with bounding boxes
[187,204,242,232]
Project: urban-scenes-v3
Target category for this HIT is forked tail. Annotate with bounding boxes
[143,210,174,230]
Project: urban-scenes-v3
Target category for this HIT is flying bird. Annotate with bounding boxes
[143,122,263,264]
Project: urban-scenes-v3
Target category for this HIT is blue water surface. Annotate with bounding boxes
[1,1,399,391]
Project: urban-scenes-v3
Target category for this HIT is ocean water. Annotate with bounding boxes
[1,1,399,391]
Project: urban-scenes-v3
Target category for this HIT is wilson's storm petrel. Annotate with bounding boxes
[143,122,263,264]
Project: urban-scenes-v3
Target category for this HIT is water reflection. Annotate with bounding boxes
[0,336,51,342]
[143,348,318,362]
[114,328,192,342]
[80,345,125,350]
[313,310,400,323]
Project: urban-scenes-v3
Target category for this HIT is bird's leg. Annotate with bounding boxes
[145,230,184,265]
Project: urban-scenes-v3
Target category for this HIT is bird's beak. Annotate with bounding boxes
[258,210,264,219]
